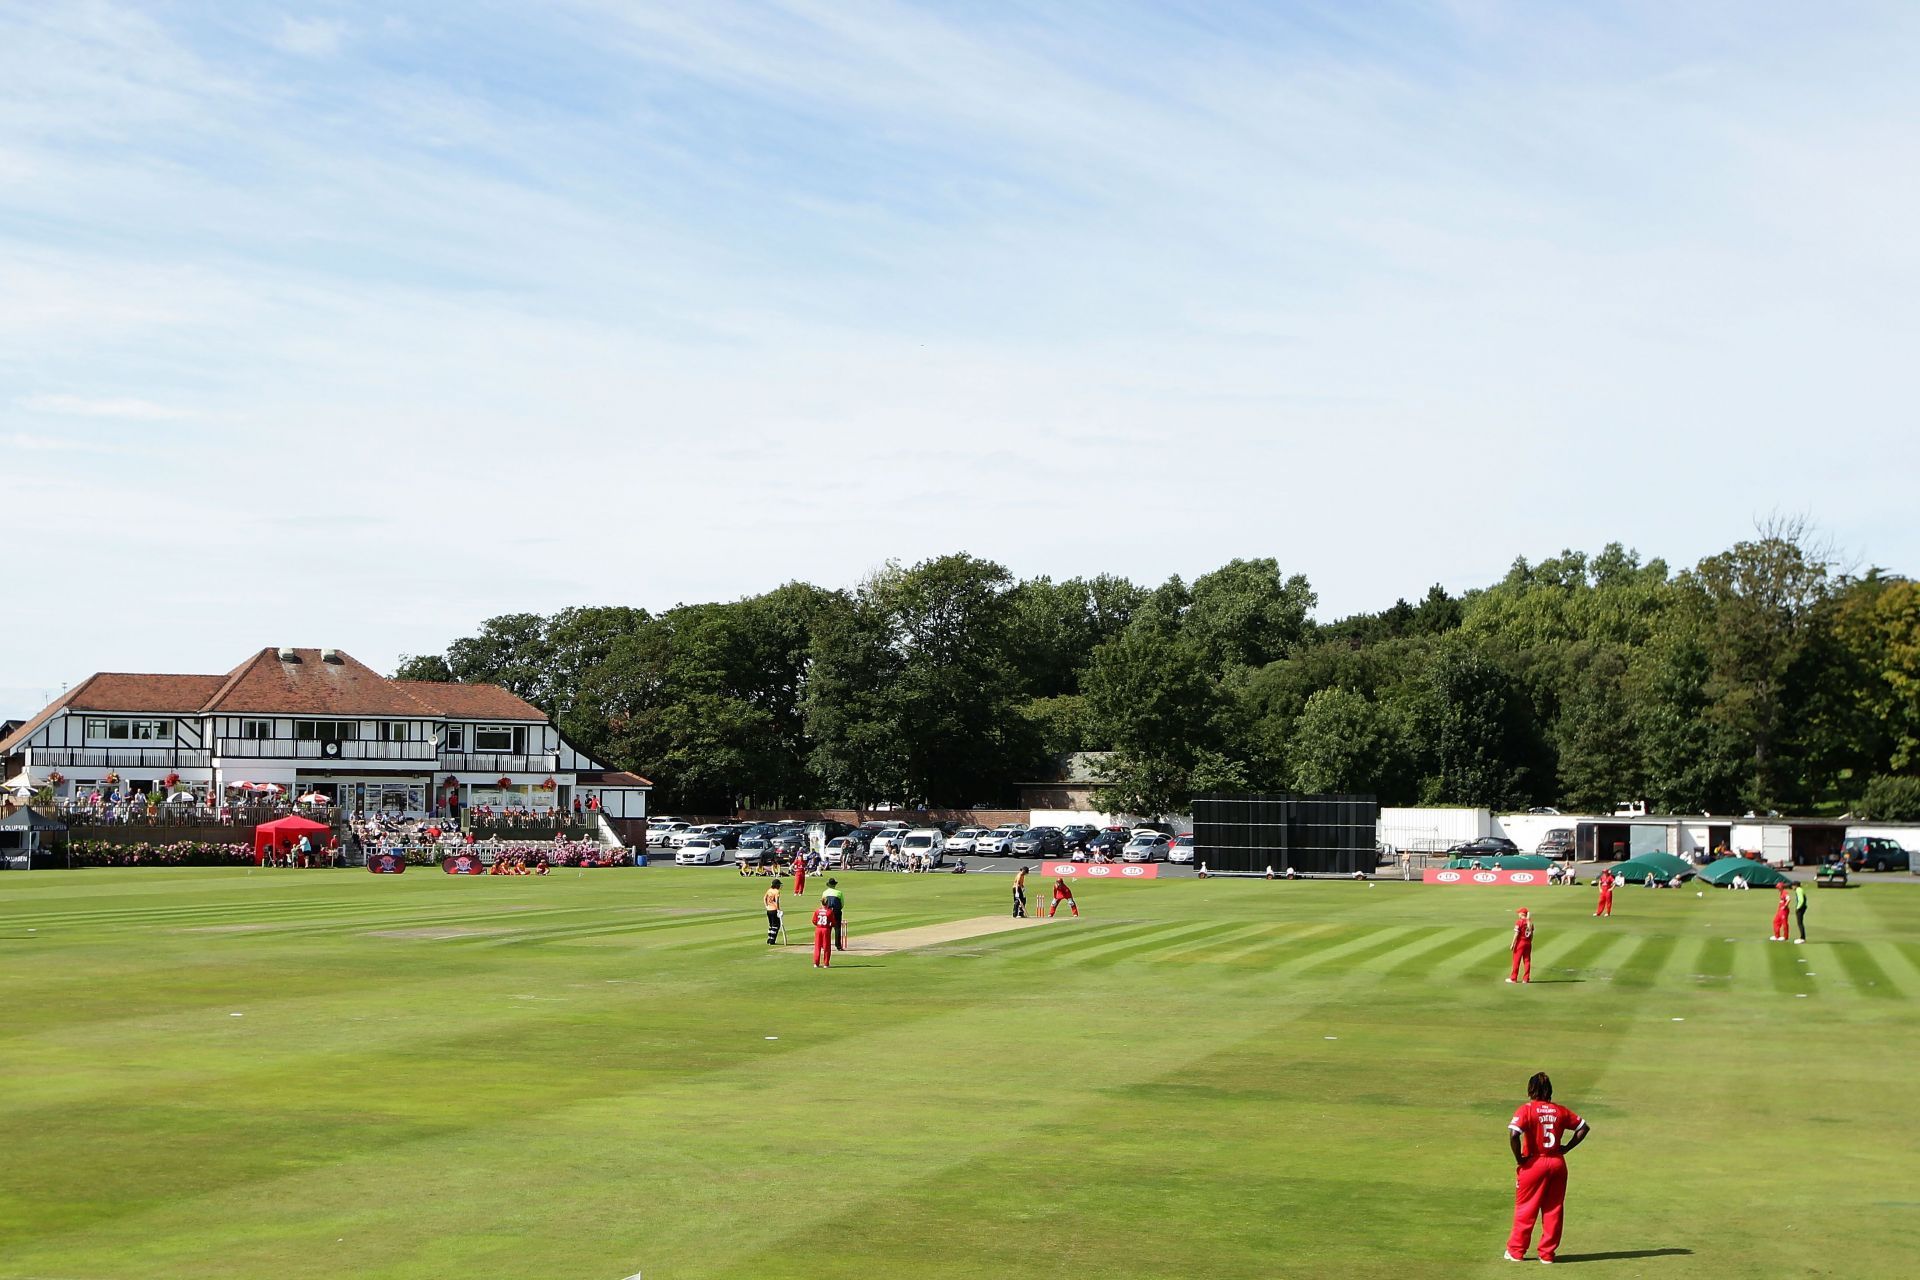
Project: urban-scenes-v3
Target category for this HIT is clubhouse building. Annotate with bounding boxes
[0,647,649,824]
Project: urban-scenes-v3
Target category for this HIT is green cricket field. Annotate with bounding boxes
[1,867,1914,1278]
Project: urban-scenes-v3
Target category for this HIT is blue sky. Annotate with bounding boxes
[3,2,1918,712]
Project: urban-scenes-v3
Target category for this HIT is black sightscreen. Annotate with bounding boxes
[1191,792,1379,874]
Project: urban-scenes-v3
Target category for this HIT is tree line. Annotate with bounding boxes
[395,524,1920,821]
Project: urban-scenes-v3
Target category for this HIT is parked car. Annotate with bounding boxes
[946,827,986,854]
[975,825,1025,855]
[1535,829,1575,858]
[1010,827,1065,857]
[1059,824,1100,851]
[1121,833,1171,863]
[770,828,810,858]
[674,838,729,866]
[1167,832,1197,864]
[1843,836,1912,872]
[1087,830,1128,859]
[1448,836,1519,857]
[869,826,911,858]
[649,820,692,847]
[898,829,946,867]
[821,836,855,868]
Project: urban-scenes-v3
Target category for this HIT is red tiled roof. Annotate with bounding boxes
[575,770,653,788]
[2,672,226,756]
[1,649,554,756]
[202,649,441,717]
[394,681,546,721]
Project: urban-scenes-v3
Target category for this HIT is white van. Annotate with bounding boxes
[900,828,946,867]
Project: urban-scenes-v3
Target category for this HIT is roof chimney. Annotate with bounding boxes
[277,647,299,663]
[321,648,341,664]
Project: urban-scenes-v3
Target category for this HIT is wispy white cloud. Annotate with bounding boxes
[18,394,194,421]
[0,0,1916,696]
[269,16,348,58]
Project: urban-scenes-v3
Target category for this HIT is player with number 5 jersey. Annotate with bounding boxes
[1504,1071,1590,1264]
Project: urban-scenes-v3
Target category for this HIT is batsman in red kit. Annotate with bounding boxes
[1504,1071,1590,1263]
[810,902,835,968]
[1593,869,1614,918]
[1507,907,1533,983]
[1770,882,1791,941]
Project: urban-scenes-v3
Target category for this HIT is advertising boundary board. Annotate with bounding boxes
[1423,868,1546,886]
[1042,862,1159,880]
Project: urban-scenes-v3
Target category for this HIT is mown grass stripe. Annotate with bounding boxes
[1424,932,1515,980]
[1147,922,1294,965]
[1612,934,1680,990]
[1827,942,1901,998]
[1379,927,1489,979]
[1073,921,1230,966]
[1183,922,1346,971]
[1291,924,1440,975]
[1764,940,1806,995]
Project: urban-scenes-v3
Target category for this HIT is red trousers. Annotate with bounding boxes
[1596,891,1612,917]
[1508,1155,1568,1260]
[1509,943,1532,982]
[1771,907,1789,939]
[813,926,832,966]
[794,867,806,896]
[1050,895,1077,917]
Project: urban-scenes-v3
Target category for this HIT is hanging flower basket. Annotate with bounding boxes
[537,777,557,790]
[47,770,66,786]
[103,771,121,785]
[496,776,513,789]
[162,771,181,788]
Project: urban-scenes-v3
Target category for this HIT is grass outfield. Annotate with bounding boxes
[2,869,1916,1279]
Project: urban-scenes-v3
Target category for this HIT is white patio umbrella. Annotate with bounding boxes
[296,792,330,805]
[259,782,285,794]
[167,790,198,803]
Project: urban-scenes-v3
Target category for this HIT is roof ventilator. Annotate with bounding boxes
[277,647,299,663]
[321,648,341,664]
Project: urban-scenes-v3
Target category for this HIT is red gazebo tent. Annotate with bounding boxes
[253,815,332,866]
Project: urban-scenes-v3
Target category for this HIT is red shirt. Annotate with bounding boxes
[812,906,833,929]
[1513,918,1533,947]
[1054,881,1073,898]
[1510,1100,1582,1160]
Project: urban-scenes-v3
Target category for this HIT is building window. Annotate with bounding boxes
[377,721,411,742]
[84,718,170,741]
[444,726,465,751]
[472,726,516,753]
[240,719,272,740]
[294,720,359,743]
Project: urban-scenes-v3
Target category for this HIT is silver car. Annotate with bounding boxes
[1121,834,1170,863]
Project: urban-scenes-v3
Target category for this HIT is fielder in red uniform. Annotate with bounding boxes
[792,854,807,898]
[811,901,835,968]
[1049,877,1078,917]
[1507,907,1533,983]
[1770,882,1791,941]
[1504,1071,1590,1263]
[1593,870,1614,918]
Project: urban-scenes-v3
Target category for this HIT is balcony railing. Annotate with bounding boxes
[215,739,439,762]
[31,748,212,770]
[439,753,559,775]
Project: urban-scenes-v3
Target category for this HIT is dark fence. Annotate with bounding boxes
[1192,793,1379,875]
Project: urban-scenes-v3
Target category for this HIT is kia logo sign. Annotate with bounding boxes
[1122,866,1145,877]
[1473,872,1497,883]
[1510,872,1535,884]
[1437,871,1461,882]
[1088,866,1112,876]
